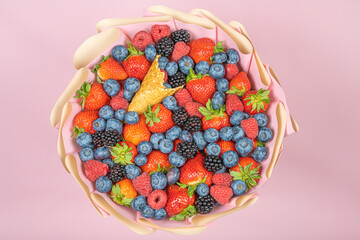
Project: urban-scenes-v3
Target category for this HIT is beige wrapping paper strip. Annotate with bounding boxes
[57,102,72,173]
[65,154,103,216]
[147,6,215,29]
[137,218,207,235]
[96,15,172,33]
[73,27,121,69]
[127,55,183,114]
[192,194,258,226]
[50,68,88,127]
[91,193,156,235]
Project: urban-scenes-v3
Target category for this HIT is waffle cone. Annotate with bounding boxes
[127,55,184,114]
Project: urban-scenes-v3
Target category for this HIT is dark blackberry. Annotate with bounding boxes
[155,36,175,57]
[177,141,199,159]
[204,155,224,172]
[172,107,189,126]
[195,195,214,214]
[168,71,186,88]
[101,130,120,147]
[171,29,191,44]
[184,116,202,133]
[107,164,126,183]
[92,131,104,148]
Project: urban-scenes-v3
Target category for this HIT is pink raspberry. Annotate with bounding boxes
[147,190,167,210]
[84,160,109,181]
[225,63,239,80]
[171,42,190,62]
[160,69,168,83]
[132,31,153,51]
[151,24,171,43]
[132,173,152,197]
[212,173,233,187]
[241,118,259,139]
[184,101,203,118]
[225,94,244,116]
[210,185,233,205]
[110,96,129,111]
[174,88,193,107]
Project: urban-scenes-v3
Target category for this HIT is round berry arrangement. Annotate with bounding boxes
[71,23,275,222]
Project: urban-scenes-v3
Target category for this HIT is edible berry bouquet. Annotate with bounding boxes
[51,6,298,235]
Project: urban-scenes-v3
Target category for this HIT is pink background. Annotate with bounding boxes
[1,0,359,239]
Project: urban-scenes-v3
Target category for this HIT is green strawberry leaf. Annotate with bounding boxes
[124,41,144,61]
[257,140,265,147]
[110,143,134,165]
[186,67,199,82]
[244,88,271,113]
[92,55,111,73]
[110,184,133,207]
[169,205,197,221]
[230,163,261,190]
[74,82,93,109]
[213,41,224,53]
[96,75,104,84]
[226,86,246,97]
[144,104,162,127]
[72,125,85,138]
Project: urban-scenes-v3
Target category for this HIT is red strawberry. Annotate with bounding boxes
[230,157,261,189]
[84,160,109,181]
[148,189,167,210]
[184,101,203,118]
[132,31,153,51]
[165,185,196,219]
[210,185,233,205]
[241,118,259,139]
[132,172,152,197]
[140,151,171,173]
[225,94,244,115]
[92,56,128,81]
[172,42,190,62]
[224,63,239,80]
[186,68,216,106]
[212,173,233,187]
[216,140,236,157]
[123,43,151,81]
[151,24,171,43]
[199,100,230,131]
[174,88,193,107]
[74,82,110,110]
[144,104,175,133]
[110,96,129,111]
[226,71,251,97]
[243,89,271,115]
[188,38,215,64]
[74,110,99,135]
[110,141,137,165]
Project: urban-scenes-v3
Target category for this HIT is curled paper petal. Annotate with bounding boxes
[57,102,72,172]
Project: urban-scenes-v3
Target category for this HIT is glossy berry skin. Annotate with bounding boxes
[74,110,99,134]
[180,153,213,186]
[154,208,167,220]
[114,109,126,121]
[253,113,268,127]
[80,147,94,162]
[137,141,152,155]
[179,130,193,142]
[131,195,147,211]
[103,79,120,96]
[167,167,180,185]
[253,146,268,162]
[165,185,196,217]
[219,127,233,141]
[141,151,171,173]
[158,56,169,69]
[226,49,240,64]
[178,56,195,75]
[145,44,157,61]
[196,183,210,197]
[76,132,93,148]
[230,110,244,126]
[125,111,139,125]
[165,62,178,76]
[216,78,229,92]
[209,64,225,79]
[195,61,210,74]
[193,131,207,150]
[93,118,106,131]
[212,91,225,110]
[162,96,179,111]
[235,137,253,157]
[212,52,227,63]
[231,180,247,195]
[257,127,273,143]
[123,52,150,81]
[95,146,111,160]
[188,38,215,64]
[125,165,142,180]
[159,139,174,154]
[232,126,245,142]
[134,154,147,167]
[166,126,182,141]
[95,176,113,193]
[222,151,239,168]
[106,118,122,133]
[151,172,168,190]
[124,77,140,93]
[102,158,115,168]
[145,104,175,133]
[123,89,135,101]
[204,128,220,143]
[169,151,186,167]
[141,205,155,218]
[99,105,114,120]
[206,143,221,156]
[150,133,165,149]
[186,75,216,106]
[201,113,231,132]
[111,45,128,62]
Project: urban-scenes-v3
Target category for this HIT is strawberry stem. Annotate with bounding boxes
[244,88,271,112]
[144,104,162,127]
[213,41,224,54]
